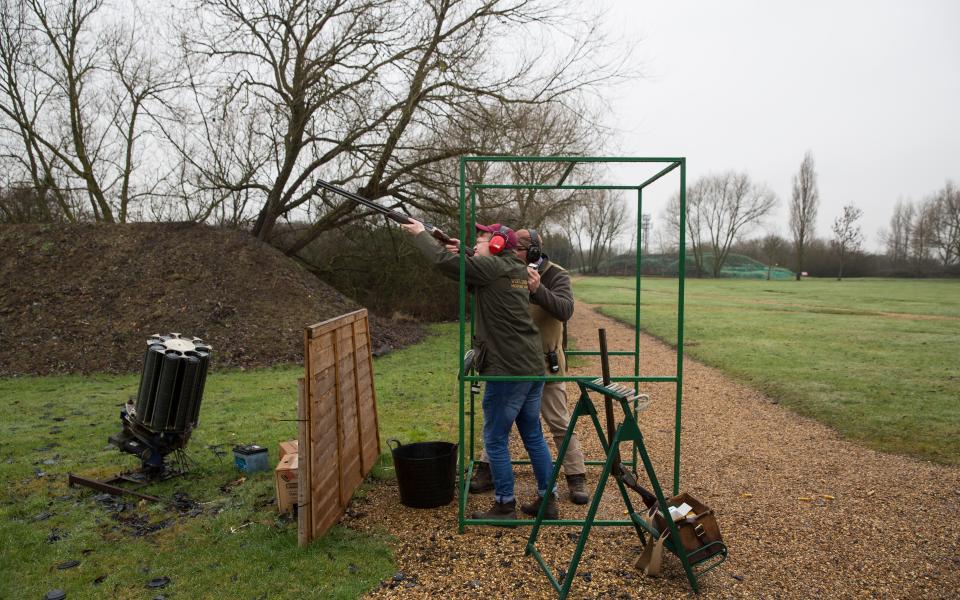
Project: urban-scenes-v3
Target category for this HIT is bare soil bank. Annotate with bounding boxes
[0,222,424,375]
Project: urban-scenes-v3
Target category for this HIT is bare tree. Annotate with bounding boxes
[564,190,629,273]
[789,151,819,280]
[586,190,630,272]
[0,0,184,222]
[831,204,863,280]
[175,0,626,251]
[761,232,786,280]
[910,198,937,268]
[881,198,914,265]
[476,102,606,229]
[666,171,778,277]
[664,178,705,276]
[0,0,81,220]
[928,180,960,266]
[402,99,607,234]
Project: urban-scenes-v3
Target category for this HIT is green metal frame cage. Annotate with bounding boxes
[455,155,688,531]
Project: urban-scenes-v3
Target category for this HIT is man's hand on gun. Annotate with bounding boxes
[399,219,425,236]
[400,219,474,256]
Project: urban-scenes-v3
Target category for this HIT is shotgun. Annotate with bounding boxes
[316,179,473,256]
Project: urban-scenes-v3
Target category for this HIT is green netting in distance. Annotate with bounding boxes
[597,252,795,279]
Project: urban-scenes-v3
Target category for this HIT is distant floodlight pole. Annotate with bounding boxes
[641,213,652,256]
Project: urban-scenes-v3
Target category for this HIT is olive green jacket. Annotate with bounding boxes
[413,232,544,376]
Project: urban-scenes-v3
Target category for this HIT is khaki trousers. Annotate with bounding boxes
[481,380,586,476]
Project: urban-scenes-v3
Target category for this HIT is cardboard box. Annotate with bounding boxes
[278,439,298,460]
[274,452,298,514]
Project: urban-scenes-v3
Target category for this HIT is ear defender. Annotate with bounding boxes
[487,225,510,254]
[526,228,541,264]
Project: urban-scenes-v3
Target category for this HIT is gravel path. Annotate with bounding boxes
[354,303,960,599]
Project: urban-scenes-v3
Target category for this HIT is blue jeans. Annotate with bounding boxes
[482,380,554,503]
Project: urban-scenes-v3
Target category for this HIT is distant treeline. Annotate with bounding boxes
[593,239,960,279]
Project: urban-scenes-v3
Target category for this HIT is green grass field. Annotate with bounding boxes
[574,277,960,466]
[0,324,461,599]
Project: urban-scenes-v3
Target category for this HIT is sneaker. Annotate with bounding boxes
[471,499,516,520]
[566,473,589,505]
[469,461,494,493]
[520,494,559,520]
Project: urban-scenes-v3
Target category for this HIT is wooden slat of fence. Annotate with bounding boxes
[336,324,362,506]
[297,378,311,547]
[306,309,367,338]
[310,333,342,539]
[299,309,380,545]
[351,320,365,472]
[357,315,378,473]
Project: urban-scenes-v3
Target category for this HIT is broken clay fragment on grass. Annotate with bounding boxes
[146,576,170,589]
[56,559,80,570]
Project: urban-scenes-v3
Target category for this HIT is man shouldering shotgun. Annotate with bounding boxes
[469,228,590,506]
[400,218,561,521]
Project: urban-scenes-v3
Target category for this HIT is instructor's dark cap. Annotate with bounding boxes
[475,223,518,251]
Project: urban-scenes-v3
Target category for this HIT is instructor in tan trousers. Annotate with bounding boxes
[470,228,589,505]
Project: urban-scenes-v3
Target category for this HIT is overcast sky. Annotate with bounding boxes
[594,0,960,251]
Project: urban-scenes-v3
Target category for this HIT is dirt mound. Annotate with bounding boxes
[0,223,424,376]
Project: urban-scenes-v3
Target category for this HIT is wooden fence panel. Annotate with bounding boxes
[299,309,380,545]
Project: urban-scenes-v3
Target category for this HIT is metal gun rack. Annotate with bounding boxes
[525,333,727,598]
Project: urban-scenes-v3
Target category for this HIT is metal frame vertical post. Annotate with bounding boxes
[674,158,687,495]
[457,157,468,532]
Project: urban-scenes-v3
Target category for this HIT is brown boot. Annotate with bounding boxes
[520,494,559,520]
[471,499,516,521]
[566,473,589,505]
[469,461,494,493]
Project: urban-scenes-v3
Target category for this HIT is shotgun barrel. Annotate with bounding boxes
[316,179,473,255]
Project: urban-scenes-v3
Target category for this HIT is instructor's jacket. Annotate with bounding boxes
[529,257,573,375]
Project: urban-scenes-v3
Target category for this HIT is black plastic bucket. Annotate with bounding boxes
[387,439,458,509]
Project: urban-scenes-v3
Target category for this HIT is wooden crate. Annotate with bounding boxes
[298,309,381,545]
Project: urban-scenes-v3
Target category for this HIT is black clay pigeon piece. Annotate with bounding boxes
[146,576,170,589]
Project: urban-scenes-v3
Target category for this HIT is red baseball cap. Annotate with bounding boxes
[475,223,518,252]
